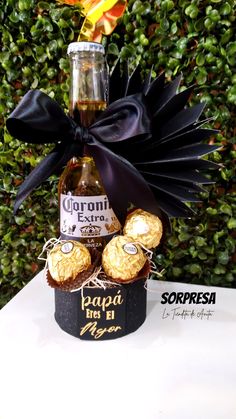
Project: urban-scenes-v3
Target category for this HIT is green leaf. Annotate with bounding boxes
[198,252,208,261]
[227,85,236,103]
[37,2,50,10]
[178,232,191,242]
[214,265,226,275]
[185,5,199,19]
[217,250,229,265]
[220,28,233,44]
[213,230,225,244]
[196,52,205,66]
[189,264,202,275]
[227,218,236,229]
[219,204,232,216]
[196,68,208,85]
[172,267,182,277]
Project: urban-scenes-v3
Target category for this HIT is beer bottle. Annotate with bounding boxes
[59,42,121,249]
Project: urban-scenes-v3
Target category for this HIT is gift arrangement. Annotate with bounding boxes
[6,0,219,340]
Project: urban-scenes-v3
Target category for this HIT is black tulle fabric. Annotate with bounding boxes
[6,66,220,221]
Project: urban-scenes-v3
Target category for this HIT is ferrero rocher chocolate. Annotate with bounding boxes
[123,209,163,249]
[102,235,146,281]
[48,241,91,282]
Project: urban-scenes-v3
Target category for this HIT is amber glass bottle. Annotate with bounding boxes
[59,42,120,249]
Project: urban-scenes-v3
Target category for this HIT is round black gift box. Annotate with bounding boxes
[54,278,147,340]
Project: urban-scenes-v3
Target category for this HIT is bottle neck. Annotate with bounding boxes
[77,156,104,193]
[69,50,108,127]
[80,156,94,170]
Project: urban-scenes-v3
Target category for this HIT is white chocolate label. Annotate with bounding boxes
[61,242,74,254]
[133,220,149,234]
[123,243,138,255]
[60,194,120,238]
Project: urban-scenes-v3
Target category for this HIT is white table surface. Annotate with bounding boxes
[0,272,236,419]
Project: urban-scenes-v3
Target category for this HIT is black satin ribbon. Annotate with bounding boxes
[6,89,163,220]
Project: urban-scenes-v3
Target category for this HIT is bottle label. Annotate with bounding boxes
[60,194,121,238]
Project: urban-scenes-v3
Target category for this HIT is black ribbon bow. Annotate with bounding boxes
[6,89,163,221]
[7,70,220,222]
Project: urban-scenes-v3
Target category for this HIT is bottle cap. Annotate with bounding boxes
[67,42,105,55]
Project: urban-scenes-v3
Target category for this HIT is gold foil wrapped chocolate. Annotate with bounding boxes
[123,209,163,249]
[102,235,147,281]
[48,240,91,283]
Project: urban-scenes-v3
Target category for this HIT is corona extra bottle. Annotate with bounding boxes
[59,42,121,249]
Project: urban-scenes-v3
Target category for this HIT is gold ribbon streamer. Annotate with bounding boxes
[56,0,127,42]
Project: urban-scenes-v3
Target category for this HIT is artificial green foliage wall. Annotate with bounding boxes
[0,0,82,307]
[109,0,236,287]
[0,0,235,308]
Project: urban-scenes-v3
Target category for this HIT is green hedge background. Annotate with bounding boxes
[0,0,235,308]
